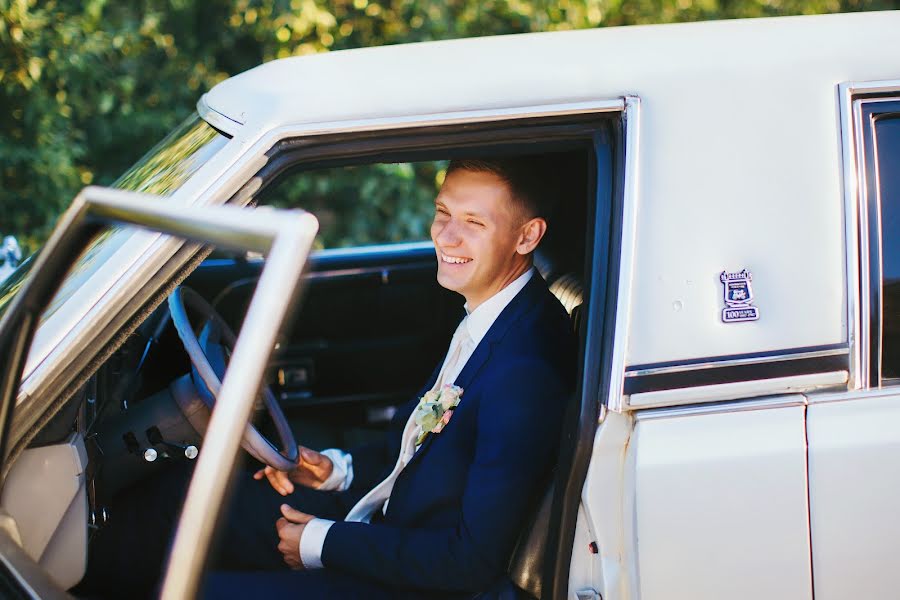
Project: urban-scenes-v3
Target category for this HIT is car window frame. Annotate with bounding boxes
[840,80,900,389]
[0,186,318,599]
[221,105,624,598]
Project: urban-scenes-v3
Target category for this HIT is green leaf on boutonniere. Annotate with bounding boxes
[413,384,463,445]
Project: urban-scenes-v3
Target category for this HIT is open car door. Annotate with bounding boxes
[0,186,318,599]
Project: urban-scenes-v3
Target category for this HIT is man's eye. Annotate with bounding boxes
[467,219,485,227]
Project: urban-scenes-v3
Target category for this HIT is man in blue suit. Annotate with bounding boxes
[82,157,576,599]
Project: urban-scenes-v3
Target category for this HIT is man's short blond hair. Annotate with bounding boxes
[445,157,554,226]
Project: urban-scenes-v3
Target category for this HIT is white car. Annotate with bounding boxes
[0,10,898,600]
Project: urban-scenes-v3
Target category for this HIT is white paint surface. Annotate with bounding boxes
[205,11,900,366]
[1,433,88,589]
[631,403,811,600]
[807,393,900,600]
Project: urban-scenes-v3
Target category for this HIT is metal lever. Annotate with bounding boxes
[146,426,199,460]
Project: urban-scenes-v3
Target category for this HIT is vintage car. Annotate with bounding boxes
[0,9,898,600]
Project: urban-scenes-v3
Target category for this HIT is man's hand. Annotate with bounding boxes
[276,504,315,570]
[253,446,334,495]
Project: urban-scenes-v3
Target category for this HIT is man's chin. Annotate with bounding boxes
[435,271,466,295]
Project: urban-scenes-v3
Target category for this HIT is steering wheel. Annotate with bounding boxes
[167,286,299,471]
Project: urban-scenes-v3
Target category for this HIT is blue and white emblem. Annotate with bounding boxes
[720,269,759,323]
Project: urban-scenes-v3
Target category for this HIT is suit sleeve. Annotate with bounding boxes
[321,358,568,592]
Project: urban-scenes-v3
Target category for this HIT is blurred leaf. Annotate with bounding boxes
[3,0,899,253]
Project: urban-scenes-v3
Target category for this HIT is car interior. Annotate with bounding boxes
[1,113,617,598]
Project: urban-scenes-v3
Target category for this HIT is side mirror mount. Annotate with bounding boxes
[0,236,22,283]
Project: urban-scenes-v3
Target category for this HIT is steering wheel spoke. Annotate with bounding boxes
[168,286,299,470]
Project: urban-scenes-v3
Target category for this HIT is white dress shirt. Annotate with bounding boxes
[299,267,535,569]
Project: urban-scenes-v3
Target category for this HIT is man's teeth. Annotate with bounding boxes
[442,254,472,264]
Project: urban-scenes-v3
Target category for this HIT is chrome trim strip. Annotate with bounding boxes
[244,99,623,144]
[627,371,848,410]
[839,82,863,390]
[302,263,413,282]
[841,80,900,96]
[202,240,436,268]
[807,382,900,405]
[311,239,435,259]
[197,94,244,133]
[203,241,436,268]
[607,96,641,412]
[634,394,807,422]
[853,96,871,389]
[874,102,885,386]
[624,347,849,378]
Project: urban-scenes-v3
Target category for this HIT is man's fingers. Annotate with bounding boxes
[265,470,293,496]
[280,504,314,524]
[254,466,291,495]
[299,446,321,465]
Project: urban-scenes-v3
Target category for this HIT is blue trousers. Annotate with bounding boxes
[80,463,511,599]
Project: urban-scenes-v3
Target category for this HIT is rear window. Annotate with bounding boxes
[875,114,900,380]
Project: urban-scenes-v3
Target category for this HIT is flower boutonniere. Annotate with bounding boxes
[413,384,463,446]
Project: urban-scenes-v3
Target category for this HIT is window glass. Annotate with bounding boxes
[262,161,446,250]
[0,114,228,322]
[877,116,900,379]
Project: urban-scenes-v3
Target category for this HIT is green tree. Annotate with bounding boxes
[2,0,898,252]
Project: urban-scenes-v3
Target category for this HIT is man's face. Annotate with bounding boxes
[431,168,531,310]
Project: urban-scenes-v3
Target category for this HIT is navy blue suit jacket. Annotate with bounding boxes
[323,273,576,594]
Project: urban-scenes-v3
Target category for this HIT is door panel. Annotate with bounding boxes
[185,243,464,447]
[630,402,812,600]
[807,394,900,600]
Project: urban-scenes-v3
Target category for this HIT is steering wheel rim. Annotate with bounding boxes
[168,286,298,471]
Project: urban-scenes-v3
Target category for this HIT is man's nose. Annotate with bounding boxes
[433,219,462,247]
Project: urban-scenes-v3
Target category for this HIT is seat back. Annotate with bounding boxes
[508,483,555,598]
[507,270,583,598]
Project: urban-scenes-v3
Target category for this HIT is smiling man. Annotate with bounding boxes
[431,161,548,310]
[81,157,576,600]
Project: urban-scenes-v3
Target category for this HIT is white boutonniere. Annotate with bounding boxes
[413,384,463,446]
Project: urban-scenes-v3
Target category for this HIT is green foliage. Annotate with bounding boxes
[2,0,899,252]
[264,160,446,249]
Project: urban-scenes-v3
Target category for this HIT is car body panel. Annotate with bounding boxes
[204,12,900,368]
[807,392,900,600]
[1,434,87,589]
[629,403,811,600]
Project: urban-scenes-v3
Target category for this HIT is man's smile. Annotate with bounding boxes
[440,252,473,265]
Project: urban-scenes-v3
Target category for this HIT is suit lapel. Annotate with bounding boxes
[407,274,548,464]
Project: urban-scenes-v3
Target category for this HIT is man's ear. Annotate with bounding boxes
[516,217,548,255]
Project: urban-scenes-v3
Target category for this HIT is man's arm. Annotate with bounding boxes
[319,358,569,592]
[256,390,423,497]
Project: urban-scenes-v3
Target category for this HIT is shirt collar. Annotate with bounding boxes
[463,267,534,347]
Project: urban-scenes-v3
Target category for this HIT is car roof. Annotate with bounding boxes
[203,11,900,133]
[203,12,900,367]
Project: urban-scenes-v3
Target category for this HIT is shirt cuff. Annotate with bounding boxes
[317,448,353,491]
[299,518,335,569]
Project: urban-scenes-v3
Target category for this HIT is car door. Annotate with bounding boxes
[187,242,462,448]
[0,186,319,599]
[569,94,842,600]
[184,159,465,451]
[805,86,900,600]
[187,110,611,457]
